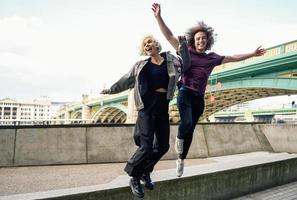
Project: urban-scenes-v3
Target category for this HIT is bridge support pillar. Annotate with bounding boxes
[64,111,71,124]
[82,94,91,123]
[126,89,137,123]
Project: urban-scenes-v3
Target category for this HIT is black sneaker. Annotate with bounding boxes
[140,172,154,190]
[129,177,144,198]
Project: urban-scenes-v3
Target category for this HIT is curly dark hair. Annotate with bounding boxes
[185,21,216,51]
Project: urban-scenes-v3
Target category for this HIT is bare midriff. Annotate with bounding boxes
[155,88,167,93]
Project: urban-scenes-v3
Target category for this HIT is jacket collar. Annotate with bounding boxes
[141,51,176,63]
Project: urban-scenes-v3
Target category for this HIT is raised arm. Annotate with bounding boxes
[222,46,266,64]
[152,3,179,51]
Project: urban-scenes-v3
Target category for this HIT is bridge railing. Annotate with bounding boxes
[212,39,297,73]
[0,119,95,126]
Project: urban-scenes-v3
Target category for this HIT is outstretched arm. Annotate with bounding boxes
[100,63,138,94]
[152,3,179,51]
[222,46,266,64]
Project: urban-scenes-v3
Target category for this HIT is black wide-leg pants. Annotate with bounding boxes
[124,91,170,178]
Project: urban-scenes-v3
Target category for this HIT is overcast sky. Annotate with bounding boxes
[1,0,297,103]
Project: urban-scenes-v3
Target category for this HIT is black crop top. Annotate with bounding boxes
[146,55,169,91]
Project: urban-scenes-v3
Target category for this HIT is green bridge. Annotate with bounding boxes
[214,107,297,123]
[58,39,297,123]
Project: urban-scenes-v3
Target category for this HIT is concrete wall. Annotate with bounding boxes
[163,125,209,160]
[87,126,136,163]
[15,128,87,166]
[203,124,263,157]
[0,129,15,166]
[260,124,297,153]
[0,124,296,167]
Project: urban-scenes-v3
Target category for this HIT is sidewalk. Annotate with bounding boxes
[0,158,214,196]
[2,151,297,199]
[232,181,297,200]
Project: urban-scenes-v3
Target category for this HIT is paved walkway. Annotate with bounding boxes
[0,158,214,196]
[1,152,297,199]
[232,181,297,200]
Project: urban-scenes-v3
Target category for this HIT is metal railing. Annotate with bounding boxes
[0,119,95,126]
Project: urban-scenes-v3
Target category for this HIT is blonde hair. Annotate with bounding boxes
[139,35,162,56]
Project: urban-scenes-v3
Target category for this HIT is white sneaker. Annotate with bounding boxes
[176,159,184,177]
[175,137,184,154]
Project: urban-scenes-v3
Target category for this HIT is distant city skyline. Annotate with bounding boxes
[1,0,297,102]
[2,94,296,113]
[0,96,65,125]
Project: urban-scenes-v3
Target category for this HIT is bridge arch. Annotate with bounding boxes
[72,111,82,119]
[92,103,128,123]
[169,78,297,123]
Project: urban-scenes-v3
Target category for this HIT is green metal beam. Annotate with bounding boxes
[211,39,297,75]
[215,108,297,117]
[87,91,128,107]
[213,78,297,91]
[209,53,297,83]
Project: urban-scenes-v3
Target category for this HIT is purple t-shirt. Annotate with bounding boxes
[181,47,225,95]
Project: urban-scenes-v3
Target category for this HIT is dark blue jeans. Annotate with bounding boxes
[177,87,204,159]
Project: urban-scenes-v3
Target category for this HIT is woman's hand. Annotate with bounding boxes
[253,46,266,57]
[152,3,161,18]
